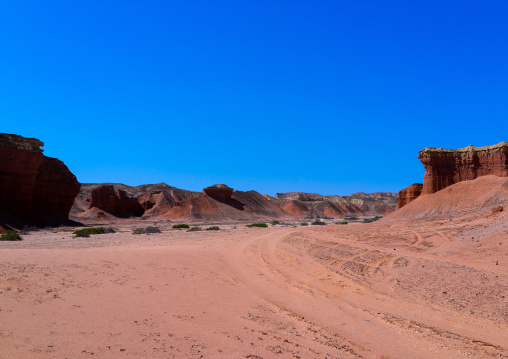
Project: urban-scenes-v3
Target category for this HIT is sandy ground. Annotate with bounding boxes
[0,216,507,358]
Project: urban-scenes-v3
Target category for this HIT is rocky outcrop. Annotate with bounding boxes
[419,142,508,195]
[270,191,397,217]
[161,189,289,221]
[397,183,423,209]
[71,183,200,218]
[203,184,234,201]
[0,133,80,228]
[89,185,143,218]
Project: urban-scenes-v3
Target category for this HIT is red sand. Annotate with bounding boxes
[1,176,507,358]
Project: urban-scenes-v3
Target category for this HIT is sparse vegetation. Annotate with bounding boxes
[20,225,39,234]
[336,221,348,225]
[311,220,326,226]
[246,223,268,228]
[43,227,53,231]
[73,227,115,237]
[132,226,161,235]
[0,230,22,241]
[144,226,161,234]
[187,227,201,232]
[271,220,280,226]
[344,216,359,220]
[205,226,220,231]
[301,222,309,226]
[172,224,190,229]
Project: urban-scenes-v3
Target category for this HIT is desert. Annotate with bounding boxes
[1,135,507,358]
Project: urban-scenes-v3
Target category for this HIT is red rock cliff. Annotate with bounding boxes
[419,142,508,195]
[0,133,80,228]
[397,183,423,209]
[90,185,143,218]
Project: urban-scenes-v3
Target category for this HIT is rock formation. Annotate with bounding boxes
[270,191,397,217]
[419,142,508,195]
[161,188,289,221]
[89,185,143,218]
[0,133,80,228]
[397,183,423,209]
[203,184,234,201]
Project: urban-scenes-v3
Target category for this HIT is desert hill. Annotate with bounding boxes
[389,175,508,220]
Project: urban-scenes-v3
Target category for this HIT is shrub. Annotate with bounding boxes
[43,227,53,231]
[0,230,22,241]
[205,226,220,231]
[187,227,201,232]
[246,223,268,228]
[344,216,358,220]
[73,227,115,237]
[300,222,308,226]
[74,231,90,238]
[311,220,326,226]
[363,218,373,223]
[132,228,145,235]
[271,220,280,226]
[172,224,190,229]
[21,225,39,234]
[144,226,161,234]
[335,221,348,225]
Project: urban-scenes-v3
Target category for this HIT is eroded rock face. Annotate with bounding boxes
[397,183,423,209]
[0,133,80,228]
[89,185,143,218]
[419,142,508,195]
[203,184,234,201]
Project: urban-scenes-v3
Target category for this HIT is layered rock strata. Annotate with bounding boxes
[0,133,80,228]
[419,142,508,195]
[397,183,423,209]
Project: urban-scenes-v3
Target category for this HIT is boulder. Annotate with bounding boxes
[0,133,80,228]
[419,142,508,195]
[397,183,423,209]
[203,184,234,201]
[89,185,143,218]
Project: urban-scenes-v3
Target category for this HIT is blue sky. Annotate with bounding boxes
[1,1,507,195]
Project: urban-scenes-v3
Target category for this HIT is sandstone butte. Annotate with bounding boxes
[0,133,80,230]
[398,141,508,208]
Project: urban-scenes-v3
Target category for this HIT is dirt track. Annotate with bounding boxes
[0,218,507,358]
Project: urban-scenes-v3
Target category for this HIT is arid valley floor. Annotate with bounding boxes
[1,178,507,359]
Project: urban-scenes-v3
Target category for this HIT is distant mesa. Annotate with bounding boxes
[0,133,80,230]
[397,142,508,209]
[203,184,234,201]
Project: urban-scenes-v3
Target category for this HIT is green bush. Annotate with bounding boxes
[246,223,268,228]
[0,230,22,241]
[311,220,326,226]
[187,227,201,232]
[132,228,145,235]
[336,221,348,225]
[270,220,280,226]
[205,226,220,231]
[172,224,190,229]
[74,231,90,238]
[73,227,115,237]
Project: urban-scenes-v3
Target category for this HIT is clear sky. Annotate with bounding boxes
[1,1,507,195]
